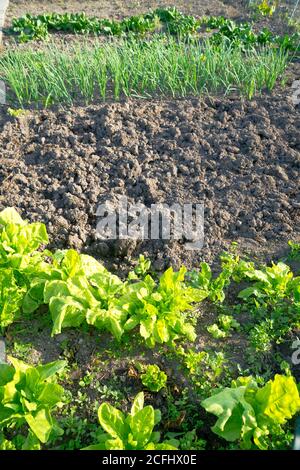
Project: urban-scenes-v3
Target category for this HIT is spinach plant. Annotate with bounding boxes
[83,392,177,450]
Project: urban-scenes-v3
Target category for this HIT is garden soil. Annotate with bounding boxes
[0,65,299,272]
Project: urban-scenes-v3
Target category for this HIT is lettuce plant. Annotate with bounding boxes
[0,356,66,449]
[83,392,177,450]
[39,255,204,345]
[6,208,204,346]
[0,208,49,329]
[123,267,203,347]
[187,250,244,303]
[0,207,48,264]
[140,364,167,392]
[207,314,240,339]
[207,324,226,339]
[238,262,297,304]
[202,374,300,449]
[39,249,126,338]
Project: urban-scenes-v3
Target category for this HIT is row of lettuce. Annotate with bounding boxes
[10,8,300,51]
[2,208,300,344]
[0,207,300,450]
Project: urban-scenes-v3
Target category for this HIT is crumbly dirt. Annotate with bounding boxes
[0,64,299,272]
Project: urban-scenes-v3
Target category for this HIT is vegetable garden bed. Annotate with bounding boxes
[0,0,300,453]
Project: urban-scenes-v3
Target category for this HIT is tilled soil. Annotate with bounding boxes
[0,76,299,271]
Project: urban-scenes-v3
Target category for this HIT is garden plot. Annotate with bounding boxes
[4,0,242,26]
[0,91,299,271]
[0,0,300,453]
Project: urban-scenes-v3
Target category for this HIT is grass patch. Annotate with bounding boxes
[0,37,288,107]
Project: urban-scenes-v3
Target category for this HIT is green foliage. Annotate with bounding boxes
[178,429,207,450]
[218,314,240,332]
[1,204,300,450]
[128,255,151,280]
[204,15,299,51]
[207,324,226,339]
[249,319,274,353]
[0,356,66,448]
[123,266,202,347]
[202,374,300,449]
[0,37,288,107]
[180,348,227,394]
[253,0,278,17]
[238,262,296,303]
[0,209,201,346]
[0,432,16,449]
[11,8,200,42]
[207,314,240,339]
[56,415,99,450]
[10,8,300,53]
[31,250,200,346]
[40,249,127,339]
[187,249,247,303]
[7,107,28,118]
[83,392,177,450]
[140,364,167,392]
[288,240,300,260]
[0,207,48,263]
[0,208,49,330]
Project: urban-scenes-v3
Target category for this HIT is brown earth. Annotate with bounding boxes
[0,66,299,272]
[1,2,300,273]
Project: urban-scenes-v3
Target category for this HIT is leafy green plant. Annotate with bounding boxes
[202,374,300,449]
[123,267,202,347]
[256,0,278,17]
[180,348,227,394]
[83,392,178,450]
[0,432,16,449]
[11,8,200,42]
[0,356,66,449]
[36,249,127,339]
[0,207,49,330]
[140,364,167,392]
[207,324,226,339]
[128,254,151,280]
[0,208,203,346]
[288,240,300,260]
[7,107,29,118]
[10,9,299,53]
[218,314,240,332]
[187,249,245,303]
[56,415,98,450]
[24,248,202,346]
[249,319,274,353]
[238,261,299,305]
[0,207,48,264]
[166,429,207,450]
[207,314,240,339]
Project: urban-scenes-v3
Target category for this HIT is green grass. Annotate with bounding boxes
[0,37,288,107]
